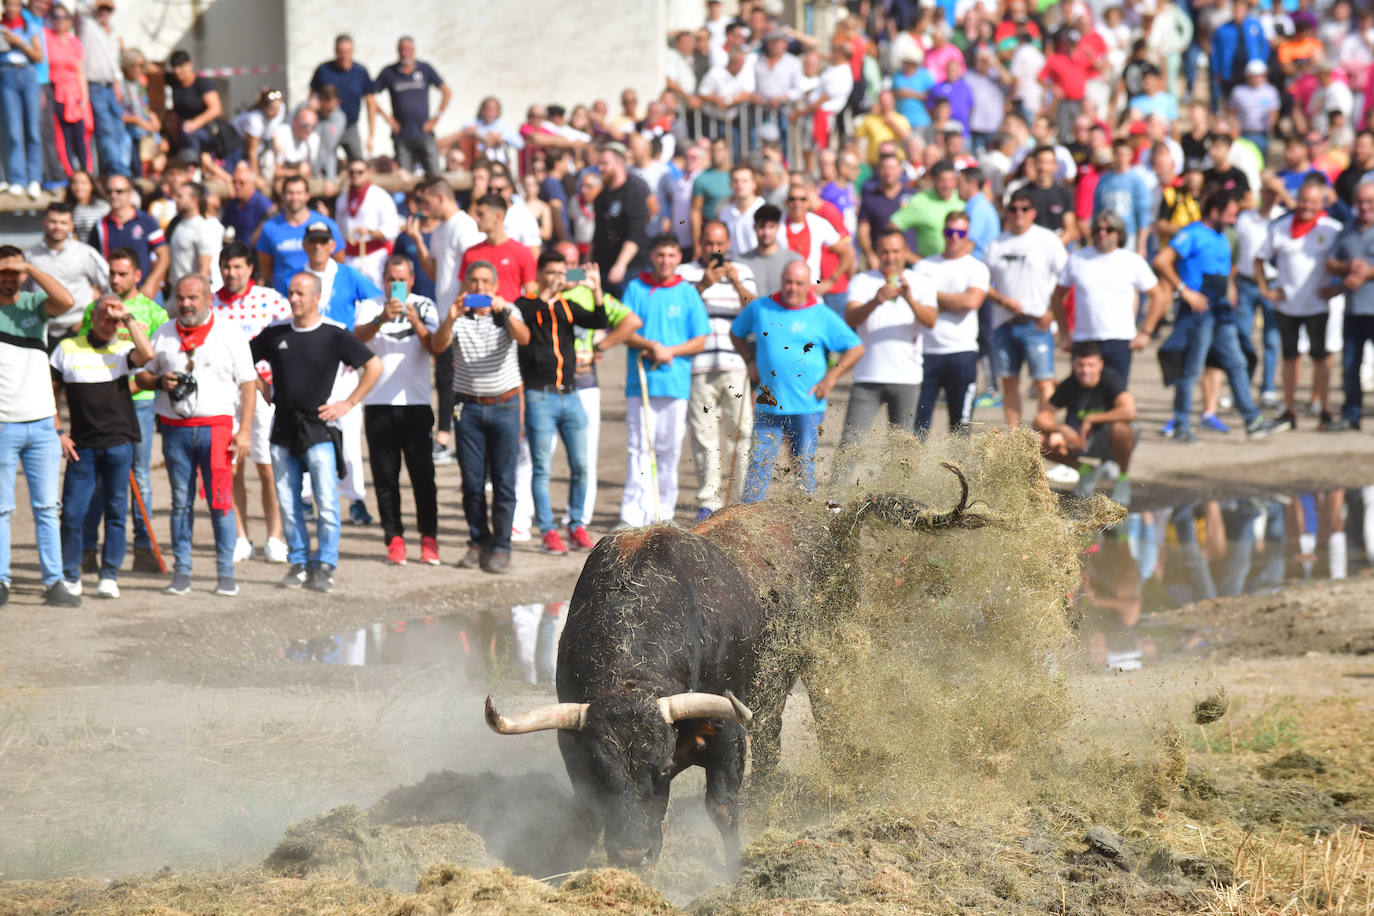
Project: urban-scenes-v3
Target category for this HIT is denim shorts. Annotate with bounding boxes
[993,321,1056,381]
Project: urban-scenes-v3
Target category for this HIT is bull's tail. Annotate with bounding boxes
[834,463,1002,535]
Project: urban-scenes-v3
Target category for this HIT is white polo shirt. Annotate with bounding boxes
[847,267,935,385]
[1255,212,1343,318]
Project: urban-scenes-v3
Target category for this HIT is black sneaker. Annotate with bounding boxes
[306,563,335,593]
[163,573,192,596]
[45,580,82,607]
[1173,429,1200,445]
[280,564,308,589]
[1274,410,1297,431]
[1321,416,1361,432]
[131,547,163,574]
[1246,417,1280,438]
[82,549,99,574]
[347,500,373,525]
[0,581,9,607]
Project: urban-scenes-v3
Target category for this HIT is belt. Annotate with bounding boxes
[344,238,391,257]
[530,384,575,395]
[1008,314,1040,326]
[89,80,114,87]
[456,386,521,405]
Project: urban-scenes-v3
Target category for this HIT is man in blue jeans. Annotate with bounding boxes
[1150,191,1278,443]
[429,261,530,573]
[1326,180,1374,431]
[51,295,154,600]
[251,273,382,593]
[140,275,258,597]
[514,252,608,555]
[731,260,864,502]
[0,246,77,607]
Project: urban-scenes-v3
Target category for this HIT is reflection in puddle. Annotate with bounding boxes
[283,602,567,681]
[1077,487,1374,671]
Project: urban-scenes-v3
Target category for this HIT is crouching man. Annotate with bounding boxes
[1034,341,1137,505]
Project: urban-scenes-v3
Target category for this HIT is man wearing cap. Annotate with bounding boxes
[1229,60,1280,155]
[256,175,345,297]
[301,219,382,527]
[79,0,132,177]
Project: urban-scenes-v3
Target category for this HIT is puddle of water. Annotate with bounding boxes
[1076,486,1374,671]
[286,487,1373,677]
[283,601,567,682]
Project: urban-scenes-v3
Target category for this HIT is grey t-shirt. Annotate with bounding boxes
[739,246,803,298]
[1333,223,1374,316]
[168,215,224,292]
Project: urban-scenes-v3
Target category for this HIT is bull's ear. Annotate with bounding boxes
[485,695,590,733]
[658,690,753,725]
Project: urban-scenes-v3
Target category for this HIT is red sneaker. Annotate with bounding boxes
[540,529,569,555]
[386,536,406,565]
[421,536,440,566]
[567,525,595,551]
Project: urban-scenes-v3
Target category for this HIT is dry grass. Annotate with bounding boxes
[1201,827,1371,915]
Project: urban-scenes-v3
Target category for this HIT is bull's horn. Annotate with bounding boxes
[658,690,754,725]
[485,695,589,734]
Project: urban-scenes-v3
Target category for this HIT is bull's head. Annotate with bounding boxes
[485,690,752,867]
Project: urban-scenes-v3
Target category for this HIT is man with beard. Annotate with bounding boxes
[256,174,345,296]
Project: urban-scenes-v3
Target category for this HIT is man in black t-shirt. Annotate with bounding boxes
[591,142,651,296]
[1021,146,1080,245]
[1034,342,1137,505]
[1202,133,1251,205]
[251,272,382,593]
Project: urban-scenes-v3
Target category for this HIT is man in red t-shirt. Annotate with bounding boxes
[1040,31,1088,141]
[459,193,537,301]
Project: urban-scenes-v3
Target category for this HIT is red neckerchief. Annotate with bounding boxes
[346,183,369,218]
[215,280,254,306]
[1290,210,1326,239]
[770,291,819,311]
[175,312,214,351]
[785,217,811,261]
[637,272,683,289]
[1,16,23,28]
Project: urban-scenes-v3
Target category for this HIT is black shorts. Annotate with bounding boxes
[1276,312,1329,360]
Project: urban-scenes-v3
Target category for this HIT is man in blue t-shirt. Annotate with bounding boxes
[731,259,864,502]
[369,36,450,177]
[1151,190,1275,441]
[617,234,709,527]
[255,175,344,295]
[221,161,274,246]
[309,34,374,162]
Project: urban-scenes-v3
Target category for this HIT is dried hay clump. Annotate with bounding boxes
[392,864,682,915]
[781,427,1107,807]
[263,804,492,890]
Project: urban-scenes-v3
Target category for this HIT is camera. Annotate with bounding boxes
[167,372,199,418]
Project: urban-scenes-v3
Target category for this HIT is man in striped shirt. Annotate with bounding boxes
[430,260,531,574]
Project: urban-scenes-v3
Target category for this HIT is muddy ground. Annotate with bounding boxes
[0,345,1371,914]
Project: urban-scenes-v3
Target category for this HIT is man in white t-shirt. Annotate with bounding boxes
[335,160,401,286]
[409,176,484,460]
[1254,178,1344,430]
[1050,209,1164,385]
[139,274,258,598]
[272,108,321,180]
[985,188,1070,427]
[353,256,441,565]
[841,227,937,447]
[914,211,990,437]
[676,220,757,520]
[720,164,763,258]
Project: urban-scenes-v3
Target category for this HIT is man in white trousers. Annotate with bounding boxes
[617,234,709,527]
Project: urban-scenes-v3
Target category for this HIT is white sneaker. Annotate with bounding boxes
[65,579,83,596]
[96,578,120,599]
[1044,462,1080,486]
[0,181,8,195]
[25,181,41,200]
[510,526,532,543]
[232,537,254,563]
[1218,394,1233,410]
[263,537,289,564]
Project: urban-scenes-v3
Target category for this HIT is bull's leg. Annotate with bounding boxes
[701,720,748,870]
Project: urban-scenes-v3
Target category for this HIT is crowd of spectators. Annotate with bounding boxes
[5,0,1374,608]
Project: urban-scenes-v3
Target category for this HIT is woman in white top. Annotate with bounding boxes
[794,42,854,176]
[232,88,285,181]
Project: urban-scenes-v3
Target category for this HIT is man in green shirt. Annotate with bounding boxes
[77,246,168,574]
[0,246,78,608]
[890,159,966,257]
[690,137,733,249]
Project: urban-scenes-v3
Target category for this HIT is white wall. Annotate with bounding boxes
[283,0,667,158]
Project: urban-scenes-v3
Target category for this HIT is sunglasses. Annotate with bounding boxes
[108,186,132,195]
[943,228,968,238]
[348,169,367,176]
[786,196,809,203]
[1093,225,1118,234]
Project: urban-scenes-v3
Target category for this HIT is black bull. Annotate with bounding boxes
[486,464,994,868]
